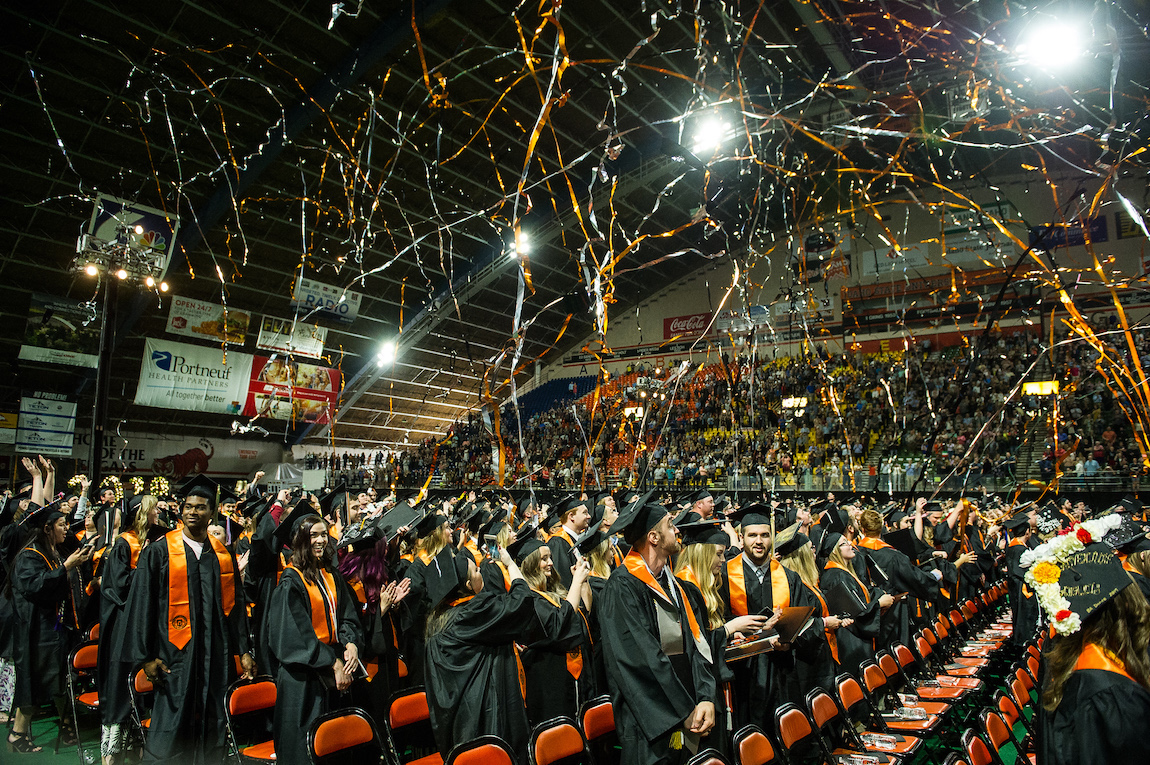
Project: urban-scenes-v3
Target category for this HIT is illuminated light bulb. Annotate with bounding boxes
[85,264,99,276]
[692,116,732,154]
[115,269,128,280]
[1017,19,1085,71]
[145,276,156,288]
[160,282,169,292]
[134,225,144,235]
[376,339,398,367]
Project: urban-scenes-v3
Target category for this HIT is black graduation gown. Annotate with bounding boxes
[819,565,884,675]
[717,555,817,728]
[1005,540,1040,644]
[547,530,578,590]
[124,535,251,764]
[247,510,286,674]
[859,542,940,649]
[425,580,546,760]
[266,566,364,765]
[586,573,611,693]
[600,563,719,765]
[400,555,434,684]
[11,542,82,707]
[1039,667,1150,765]
[677,578,734,760]
[520,591,595,726]
[792,582,838,698]
[99,534,141,725]
[0,521,23,662]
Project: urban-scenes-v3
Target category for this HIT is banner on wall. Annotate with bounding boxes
[87,195,179,275]
[134,338,252,414]
[256,316,327,359]
[166,296,251,345]
[16,392,77,457]
[71,430,283,479]
[19,293,102,368]
[290,277,362,325]
[242,356,340,424]
[663,312,713,340]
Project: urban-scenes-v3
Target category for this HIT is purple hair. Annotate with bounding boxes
[337,537,390,613]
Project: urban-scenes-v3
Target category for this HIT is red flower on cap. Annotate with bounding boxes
[1055,609,1072,622]
[1076,527,1092,544]
[1058,526,1073,536]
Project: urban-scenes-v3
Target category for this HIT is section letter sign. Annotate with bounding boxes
[242,356,341,424]
[17,392,77,457]
[134,338,252,414]
[290,276,362,325]
[166,296,251,345]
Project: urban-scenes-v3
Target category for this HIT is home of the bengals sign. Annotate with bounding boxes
[663,312,713,340]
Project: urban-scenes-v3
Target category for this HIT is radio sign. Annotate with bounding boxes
[290,278,362,325]
[663,312,712,340]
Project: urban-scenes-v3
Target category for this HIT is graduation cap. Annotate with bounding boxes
[713,495,731,517]
[508,535,547,565]
[882,528,921,560]
[214,514,245,545]
[673,510,702,527]
[774,523,810,557]
[273,498,321,548]
[1003,513,1031,534]
[822,507,848,536]
[517,495,539,516]
[1104,518,1150,555]
[179,474,225,507]
[425,548,474,608]
[728,503,773,529]
[679,520,730,548]
[1036,543,1134,633]
[1120,495,1144,515]
[923,502,943,515]
[577,528,610,556]
[21,496,68,530]
[684,489,713,505]
[1036,505,1068,536]
[819,531,847,559]
[319,483,350,524]
[413,509,448,538]
[515,515,541,542]
[477,508,508,540]
[611,500,671,546]
[460,503,487,532]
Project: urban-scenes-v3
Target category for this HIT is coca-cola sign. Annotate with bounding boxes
[663,312,712,340]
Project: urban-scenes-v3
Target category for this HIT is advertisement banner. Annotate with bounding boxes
[135,339,252,414]
[663,312,713,340]
[19,293,101,368]
[256,316,327,359]
[70,430,283,480]
[87,195,179,275]
[166,296,251,345]
[242,356,341,424]
[17,393,77,457]
[290,277,362,325]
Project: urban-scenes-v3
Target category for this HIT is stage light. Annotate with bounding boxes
[160,282,169,292]
[134,224,145,235]
[145,276,155,288]
[376,339,397,366]
[1017,18,1086,71]
[509,231,531,259]
[84,264,99,276]
[115,268,128,280]
[692,116,732,154]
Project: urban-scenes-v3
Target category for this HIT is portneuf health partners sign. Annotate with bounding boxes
[134,338,253,414]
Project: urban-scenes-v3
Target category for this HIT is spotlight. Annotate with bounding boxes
[84,264,99,277]
[145,276,155,288]
[1017,18,1086,71]
[115,269,128,280]
[376,339,398,367]
[160,282,169,292]
[134,224,145,235]
[692,116,732,154]
[509,231,531,259]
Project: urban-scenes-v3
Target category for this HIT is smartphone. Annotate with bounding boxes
[483,533,501,560]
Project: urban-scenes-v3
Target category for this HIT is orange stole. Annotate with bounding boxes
[533,590,587,680]
[805,583,839,664]
[23,545,80,628]
[1075,643,1135,682]
[165,530,236,650]
[823,560,870,604]
[119,531,143,569]
[856,536,893,552]
[676,566,703,592]
[285,565,340,644]
[1007,538,1034,598]
[726,554,790,616]
[623,552,710,660]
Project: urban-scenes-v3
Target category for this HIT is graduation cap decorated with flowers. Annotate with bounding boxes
[1022,514,1130,635]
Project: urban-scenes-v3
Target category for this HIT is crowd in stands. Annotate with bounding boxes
[360,318,1147,491]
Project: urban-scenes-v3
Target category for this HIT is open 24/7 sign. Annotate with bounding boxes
[290,277,363,325]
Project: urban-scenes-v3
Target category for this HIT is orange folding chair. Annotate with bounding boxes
[223,676,277,763]
[579,694,618,765]
[805,688,899,763]
[128,668,154,739]
[731,724,780,765]
[445,735,517,765]
[384,687,443,765]
[528,716,591,765]
[66,640,100,759]
[308,706,386,765]
[687,749,732,765]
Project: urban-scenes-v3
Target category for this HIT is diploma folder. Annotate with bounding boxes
[823,581,867,618]
[764,605,817,644]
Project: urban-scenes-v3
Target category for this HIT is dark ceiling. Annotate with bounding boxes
[0,0,1146,456]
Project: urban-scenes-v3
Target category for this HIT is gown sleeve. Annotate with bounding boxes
[266,569,341,671]
[12,548,71,606]
[100,537,134,609]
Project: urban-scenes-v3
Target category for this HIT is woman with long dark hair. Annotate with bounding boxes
[8,501,92,753]
[266,513,364,765]
[1027,522,1150,765]
[98,494,158,763]
[819,533,894,675]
